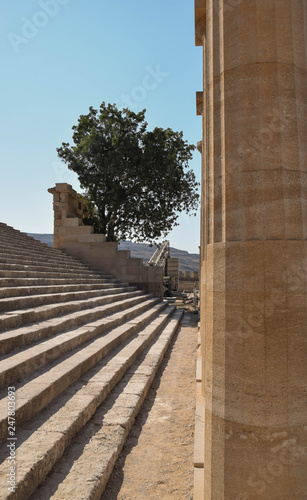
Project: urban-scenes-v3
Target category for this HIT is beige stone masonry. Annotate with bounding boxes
[165,257,179,289]
[48,184,163,298]
[195,0,307,499]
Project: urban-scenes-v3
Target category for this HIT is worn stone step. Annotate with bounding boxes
[0,269,106,280]
[0,266,106,280]
[0,264,120,284]
[0,297,160,400]
[0,294,149,355]
[0,246,95,269]
[0,229,48,241]
[0,286,135,312]
[0,243,76,260]
[0,255,96,273]
[0,225,122,282]
[0,251,74,268]
[0,228,54,251]
[0,242,70,262]
[0,255,112,278]
[0,233,47,243]
[0,243,82,259]
[0,222,182,500]
[0,301,165,442]
[0,235,50,245]
[0,306,179,500]
[0,232,50,245]
[35,309,184,500]
[0,289,143,332]
[0,249,111,277]
[0,282,123,299]
[0,276,121,288]
[0,255,91,274]
[0,260,99,273]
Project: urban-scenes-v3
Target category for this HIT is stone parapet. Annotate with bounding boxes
[48,184,163,298]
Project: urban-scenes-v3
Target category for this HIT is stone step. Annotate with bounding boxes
[0,282,123,299]
[0,232,47,242]
[0,265,107,279]
[0,241,92,261]
[0,301,164,441]
[0,276,122,288]
[0,255,95,272]
[0,297,159,396]
[0,301,166,442]
[0,230,49,244]
[0,306,181,500]
[0,255,92,274]
[0,285,136,312]
[0,269,105,279]
[0,227,55,252]
[0,252,112,278]
[0,234,51,246]
[0,294,149,355]
[0,241,77,260]
[0,244,93,268]
[0,258,99,277]
[0,222,182,500]
[0,289,143,332]
[35,310,184,500]
[0,253,98,269]
[0,248,108,278]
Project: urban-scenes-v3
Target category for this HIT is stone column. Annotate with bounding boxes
[195,1,307,498]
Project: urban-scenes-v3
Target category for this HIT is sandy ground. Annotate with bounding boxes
[102,312,198,500]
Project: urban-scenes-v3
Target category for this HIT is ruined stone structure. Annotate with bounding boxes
[165,257,180,290]
[179,271,199,281]
[178,271,199,292]
[48,183,164,298]
[194,1,307,498]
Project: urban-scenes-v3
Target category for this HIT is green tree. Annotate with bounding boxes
[57,102,199,242]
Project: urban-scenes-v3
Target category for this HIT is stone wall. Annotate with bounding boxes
[179,271,199,281]
[48,183,163,298]
[165,257,179,290]
[178,271,199,292]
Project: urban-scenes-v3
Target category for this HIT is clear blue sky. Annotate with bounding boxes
[0,0,202,253]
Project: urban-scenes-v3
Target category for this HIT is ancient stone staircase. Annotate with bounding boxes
[0,223,183,499]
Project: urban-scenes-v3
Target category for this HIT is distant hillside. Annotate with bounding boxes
[119,241,199,272]
[28,234,54,246]
[28,234,199,272]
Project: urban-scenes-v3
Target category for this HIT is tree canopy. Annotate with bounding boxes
[57,102,199,242]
